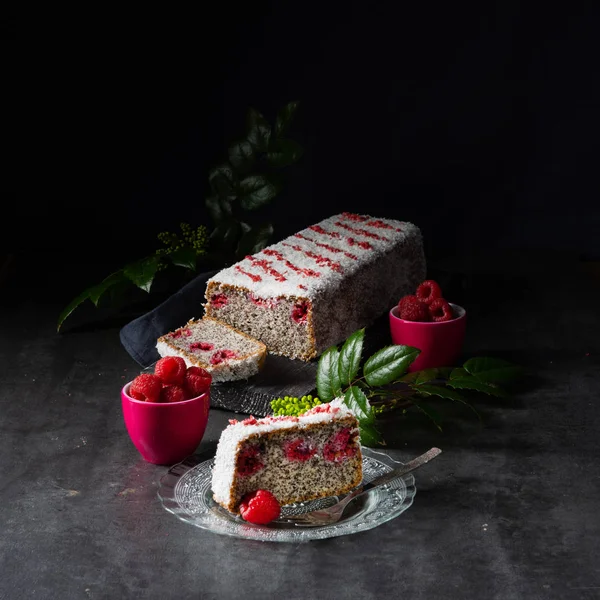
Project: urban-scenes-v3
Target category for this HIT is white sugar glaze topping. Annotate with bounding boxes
[207,213,419,299]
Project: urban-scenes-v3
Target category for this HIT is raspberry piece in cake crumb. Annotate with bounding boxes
[129,374,162,403]
[428,298,454,322]
[183,366,212,397]
[239,490,281,524]
[237,445,264,477]
[284,439,317,462]
[210,349,238,365]
[398,295,430,322]
[323,427,358,463]
[415,280,442,305]
[154,356,187,385]
[210,294,229,309]
[291,301,309,324]
[190,342,214,352]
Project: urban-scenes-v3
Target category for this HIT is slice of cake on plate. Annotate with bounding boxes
[211,398,363,513]
[204,212,426,360]
[156,317,267,383]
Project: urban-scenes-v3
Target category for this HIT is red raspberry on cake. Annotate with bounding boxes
[239,490,281,524]
[284,438,317,462]
[398,295,430,322]
[183,366,212,398]
[159,384,188,403]
[154,356,187,385]
[429,298,454,322]
[415,280,442,305]
[129,373,162,403]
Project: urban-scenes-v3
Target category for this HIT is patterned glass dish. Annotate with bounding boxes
[157,447,417,542]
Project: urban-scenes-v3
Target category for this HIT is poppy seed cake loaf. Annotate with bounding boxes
[156,317,267,382]
[204,212,426,360]
[211,398,362,513]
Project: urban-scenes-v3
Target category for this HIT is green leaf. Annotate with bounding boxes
[57,289,91,331]
[316,346,342,402]
[359,421,383,447]
[447,378,507,397]
[236,222,274,257]
[266,138,304,167]
[168,247,197,271]
[411,400,443,432]
[208,163,237,199]
[239,175,281,210]
[275,101,300,137]
[450,367,469,380]
[344,385,375,424]
[415,384,481,420]
[210,220,242,251]
[205,195,232,225]
[463,357,524,383]
[88,270,127,305]
[363,345,420,386]
[247,108,271,151]
[338,328,364,388]
[123,256,161,293]
[228,139,255,171]
[413,368,441,385]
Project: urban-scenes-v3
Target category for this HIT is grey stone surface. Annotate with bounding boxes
[1,258,599,600]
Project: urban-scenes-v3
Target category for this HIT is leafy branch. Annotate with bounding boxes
[57,101,302,332]
[315,329,524,446]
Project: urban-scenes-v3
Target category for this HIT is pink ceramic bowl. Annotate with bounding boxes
[121,383,210,465]
[389,303,467,372]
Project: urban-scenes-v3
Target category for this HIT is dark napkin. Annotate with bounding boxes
[119,270,218,368]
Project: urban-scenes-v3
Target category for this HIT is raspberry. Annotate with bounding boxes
[189,342,214,352]
[183,366,212,398]
[283,438,317,462]
[129,373,162,403]
[429,298,454,322]
[159,384,188,403]
[239,490,281,524]
[323,427,358,463]
[210,294,228,309]
[209,349,238,365]
[154,356,187,385]
[398,295,430,322]
[291,301,309,324]
[237,444,264,477]
[415,280,443,305]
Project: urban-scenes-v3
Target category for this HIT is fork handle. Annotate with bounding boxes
[361,447,442,493]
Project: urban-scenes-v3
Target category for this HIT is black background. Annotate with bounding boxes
[4,2,599,298]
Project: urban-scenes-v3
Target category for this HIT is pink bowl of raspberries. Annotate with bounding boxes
[389,280,466,372]
[121,357,211,465]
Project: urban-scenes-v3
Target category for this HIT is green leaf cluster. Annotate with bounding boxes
[312,330,523,445]
[206,101,302,262]
[57,102,302,331]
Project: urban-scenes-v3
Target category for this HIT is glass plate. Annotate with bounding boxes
[157,447,417,542]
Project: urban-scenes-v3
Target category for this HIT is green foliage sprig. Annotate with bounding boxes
[312,329,523,446]
[270,395,322,416]
[57,102,302,331]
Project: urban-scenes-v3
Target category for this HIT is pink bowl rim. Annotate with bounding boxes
[390,302,466,325]
[121,381,210,406]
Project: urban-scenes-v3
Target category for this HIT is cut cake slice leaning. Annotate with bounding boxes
[156,317,267,382]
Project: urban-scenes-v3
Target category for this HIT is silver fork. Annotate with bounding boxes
[291,447,442,527]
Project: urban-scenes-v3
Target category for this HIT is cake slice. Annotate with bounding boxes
[155,317,267,383]
[211,398,363,513]
[204,212,426,361]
